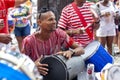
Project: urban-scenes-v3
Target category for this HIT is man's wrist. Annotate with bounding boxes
[94,20,100,24]
[70,30,73,35]
[69,49,75,56]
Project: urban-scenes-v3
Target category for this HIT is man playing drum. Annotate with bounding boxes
[21,8,85,76]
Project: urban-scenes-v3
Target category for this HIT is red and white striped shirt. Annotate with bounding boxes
[0,0,15,33]
[58,1,95,47]
[22,28,74,61]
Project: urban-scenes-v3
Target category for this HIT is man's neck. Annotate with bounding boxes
[74,0,84,7]
[102,1,109,6]
[36,31,51,41]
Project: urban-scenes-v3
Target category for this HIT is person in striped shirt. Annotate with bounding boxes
[58,0,100,47]
[21,8,84,75]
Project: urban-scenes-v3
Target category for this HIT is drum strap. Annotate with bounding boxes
[72,2,93,40]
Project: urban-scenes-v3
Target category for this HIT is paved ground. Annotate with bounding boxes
[113,53,120,64]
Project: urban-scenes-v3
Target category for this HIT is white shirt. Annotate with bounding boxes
[97,1,116,30]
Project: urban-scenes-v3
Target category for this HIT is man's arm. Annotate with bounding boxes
[70,42,84,56]
[0,33,12,44]
[57,41,84,59]
[14,0,28,6]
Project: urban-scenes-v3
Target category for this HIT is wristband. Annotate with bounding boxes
[69,49,75,56]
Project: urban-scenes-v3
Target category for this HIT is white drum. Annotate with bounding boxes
[40,54,85,80]
[0,51,42,80]
[101,63,120,80]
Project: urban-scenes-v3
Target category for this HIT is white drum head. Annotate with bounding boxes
[81,41,100,60]
[107,65,120,80]
[101,63,120,80]
[0,52,42,80]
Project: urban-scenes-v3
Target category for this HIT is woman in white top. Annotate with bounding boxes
[96,0,117,54]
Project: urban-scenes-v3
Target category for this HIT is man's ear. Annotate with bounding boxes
[37,19,41,24]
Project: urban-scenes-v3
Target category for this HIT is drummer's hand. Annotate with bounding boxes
[72,28,84,35]
[57,50,73,59]
[35,55,49,76]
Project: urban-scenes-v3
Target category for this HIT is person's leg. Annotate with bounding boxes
[118,32,120,52]
[113,28,118,46]
[14,27,22,52]
[98,37,106,48]
[113,30,119,54]
[107,28,116,55]
[20,24,31,51]
[96,28,107,47]
[22,24,30,37]
[106,36,114,54]
[118,25,120,53]
[15,36,23,52]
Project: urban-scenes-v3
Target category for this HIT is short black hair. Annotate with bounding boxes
[38,7,54,19]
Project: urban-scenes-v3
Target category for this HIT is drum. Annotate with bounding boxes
[40,55,85,80]
[0,51,42,80]
[100,63,120,80]
[81,41,114,72]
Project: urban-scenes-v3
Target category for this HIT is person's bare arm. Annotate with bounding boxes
[35,55,48,76]
[57,42,84,59]
[60,27,84,36]
[70,42,84,56]
[0,33,12,44]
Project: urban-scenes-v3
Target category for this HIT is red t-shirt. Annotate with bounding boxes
[0,0,15,34]
[22,28,74,61]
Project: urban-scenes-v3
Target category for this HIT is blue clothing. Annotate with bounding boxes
[14,24,30,36]
[8,20,14,26]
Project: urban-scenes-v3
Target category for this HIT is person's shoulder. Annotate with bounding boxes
[56,28,65,32]
[55,28,66,34]
[96,1,102,7]
[24,34,35,42]
[85,1,95,6]
[62,3,72,11]
[54,28,67,39]
[96,1,102,4]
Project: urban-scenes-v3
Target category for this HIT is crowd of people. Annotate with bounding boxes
[1,0,120,80]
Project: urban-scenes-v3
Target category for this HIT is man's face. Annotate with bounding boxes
[76,0,86,7]
[104,0,109,3]
[39,11,56,32]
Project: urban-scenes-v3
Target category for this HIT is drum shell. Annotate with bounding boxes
[65,56,85,80]
[81,41,114,72]
[57,55,85,80]
[41,55,85,80]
